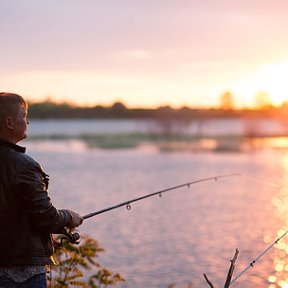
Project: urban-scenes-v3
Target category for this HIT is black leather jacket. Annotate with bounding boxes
[0,139,72,266]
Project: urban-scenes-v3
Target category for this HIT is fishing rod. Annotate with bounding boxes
[62,173,240,243]
[82,173,240,220]
[229,229,288,286]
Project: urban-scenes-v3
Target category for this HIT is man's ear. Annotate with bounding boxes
[4,116,14,130]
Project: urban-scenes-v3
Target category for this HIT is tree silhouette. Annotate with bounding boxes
[219,91,234,110]
[254,91,273,109]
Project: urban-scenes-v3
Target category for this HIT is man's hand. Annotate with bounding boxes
[66,210,83,229]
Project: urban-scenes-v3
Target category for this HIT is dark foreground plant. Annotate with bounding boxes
[47,235,125,288]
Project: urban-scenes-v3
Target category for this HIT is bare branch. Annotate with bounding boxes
[203,273,215,288]
[224,249,239,288]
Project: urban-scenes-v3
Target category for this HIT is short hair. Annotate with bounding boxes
[0,92,28,121]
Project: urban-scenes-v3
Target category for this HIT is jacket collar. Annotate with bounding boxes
[0,138,26,153]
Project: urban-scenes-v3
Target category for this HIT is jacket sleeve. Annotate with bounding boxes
[15,159,72,233]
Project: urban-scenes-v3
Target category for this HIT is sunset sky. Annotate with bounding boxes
[2,0,288,108]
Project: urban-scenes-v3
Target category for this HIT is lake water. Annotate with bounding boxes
[22,119,288,287]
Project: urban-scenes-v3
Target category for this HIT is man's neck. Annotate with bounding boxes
[0,138,26,152]
[0,133,17,145]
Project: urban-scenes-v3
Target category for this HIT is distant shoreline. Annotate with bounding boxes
[28,101,283,119]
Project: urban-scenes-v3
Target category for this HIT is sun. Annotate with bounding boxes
[258,61,288,105]
[233,60,288,107]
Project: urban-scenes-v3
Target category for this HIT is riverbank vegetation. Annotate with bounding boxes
[48,235,124,287]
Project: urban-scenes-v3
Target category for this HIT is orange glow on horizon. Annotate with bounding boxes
[3,59,288,110]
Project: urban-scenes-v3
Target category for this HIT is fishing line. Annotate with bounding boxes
[240,175,283,188]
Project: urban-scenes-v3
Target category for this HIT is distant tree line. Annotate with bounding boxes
[27,99,280,119]
[27,89,288,119]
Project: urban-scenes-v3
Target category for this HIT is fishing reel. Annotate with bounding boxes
[60,228,81,245]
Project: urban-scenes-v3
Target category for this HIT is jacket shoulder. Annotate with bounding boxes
[0,146,44,178]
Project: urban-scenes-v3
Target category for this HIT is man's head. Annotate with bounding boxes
[0,92,29,144]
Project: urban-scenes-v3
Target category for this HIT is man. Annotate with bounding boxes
[0,92,83,287]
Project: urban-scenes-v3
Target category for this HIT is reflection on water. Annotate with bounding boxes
[269,155,288,288]
[248,138,288,152]
[24,140,288,287]
[25,139,88,152]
